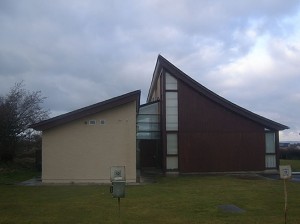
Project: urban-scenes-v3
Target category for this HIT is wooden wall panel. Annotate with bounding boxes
[178,81,266,172]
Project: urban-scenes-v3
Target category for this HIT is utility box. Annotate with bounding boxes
[111,181,126,198]
[110,166,126,198]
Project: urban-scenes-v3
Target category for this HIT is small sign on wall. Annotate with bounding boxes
[110,166,126,181]
[279,165,292,179]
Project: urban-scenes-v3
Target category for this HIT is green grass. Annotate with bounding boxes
[280,159,300,172]
[0,174,300,223]
[0,162,40,185]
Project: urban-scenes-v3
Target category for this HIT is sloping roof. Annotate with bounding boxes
[31,90,141,131]
[148,55,288,131]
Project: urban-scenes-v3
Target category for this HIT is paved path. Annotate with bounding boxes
[261,173,300,182]
[18,173,300,186]
[18,177,42,186]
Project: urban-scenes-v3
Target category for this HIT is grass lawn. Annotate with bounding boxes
[0,172,300,224]
[280,159,300,172]
[0,162,40,185]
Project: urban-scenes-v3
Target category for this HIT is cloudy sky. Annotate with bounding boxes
[0,0,299,141]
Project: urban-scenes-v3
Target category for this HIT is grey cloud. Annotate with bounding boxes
[1,0,300,140]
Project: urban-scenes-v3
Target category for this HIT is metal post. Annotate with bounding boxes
[279,165,291,224]
[284,179,287,224]
[118,197,121,224]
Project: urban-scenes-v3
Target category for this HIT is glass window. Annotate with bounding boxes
[165,73,177,90]
[166,91,177,100]
[136,132,160,140]
[139,102,159,115]
[166,92,178,131]
[167,134,178,155]
[137,114,159,123]
[166,115,178,130]
[167,156,178,169]
[265,132,275,153]
[265,155,276,168]
[137,123,160,132]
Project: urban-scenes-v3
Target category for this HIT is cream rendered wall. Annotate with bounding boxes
[42,101,137,183]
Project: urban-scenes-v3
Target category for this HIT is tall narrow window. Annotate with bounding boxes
[165,73,178,170]
[166,92,178,131]
[166,133,178,170]
[265,132,275,153]
[265,132,276,168]
[166,73,178,90]
[167,134,178,155]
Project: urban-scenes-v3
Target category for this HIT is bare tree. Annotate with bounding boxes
[0,82,49,161]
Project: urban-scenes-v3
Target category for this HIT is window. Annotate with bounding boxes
[165,73,179,170]
[166,157,178,170]
[137,102,160,140]
[139,102,159,115]
[265,132,275,153]
[265,155,276,168]
[165,73,177,90]
[265,132,276,169]
[167,134,178,155]
[99,119,106,125]
[166,92,178,131]
[88,120,96,125]
[166,133,178,170]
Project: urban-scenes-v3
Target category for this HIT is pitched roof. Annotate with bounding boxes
[31,90,141,131]
[148,55,288,131]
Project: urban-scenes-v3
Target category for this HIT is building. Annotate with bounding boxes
[32,55,289,183]
[140,55,288,173]
[31,91,140,183]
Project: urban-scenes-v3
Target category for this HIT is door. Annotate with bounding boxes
[139,140,162,168]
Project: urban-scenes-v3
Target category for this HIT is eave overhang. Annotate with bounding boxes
[31,90,141,131]
[148,55,288,131]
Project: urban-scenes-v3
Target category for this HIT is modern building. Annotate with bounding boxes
[32,55,289,183]
[139,55,288,173]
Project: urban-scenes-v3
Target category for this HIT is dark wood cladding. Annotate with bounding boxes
[178,81,265,172]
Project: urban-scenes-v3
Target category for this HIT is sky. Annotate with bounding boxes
[0,0,299,141]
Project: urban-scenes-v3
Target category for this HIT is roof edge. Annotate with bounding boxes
[31,90,141,131]
[147,54,164,102]
[152,55,289,131]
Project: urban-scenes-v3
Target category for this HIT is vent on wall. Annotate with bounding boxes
[88,120,97,125]
[84,119,106,125]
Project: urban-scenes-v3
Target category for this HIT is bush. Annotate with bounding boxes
[279,148,300,160]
